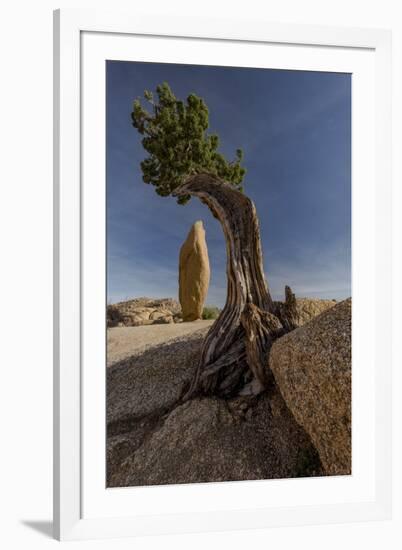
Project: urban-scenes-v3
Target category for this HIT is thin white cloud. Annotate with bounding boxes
[108,237,350,306]
[266,239,351,301]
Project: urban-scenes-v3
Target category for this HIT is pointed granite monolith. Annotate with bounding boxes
[179,221,210,322]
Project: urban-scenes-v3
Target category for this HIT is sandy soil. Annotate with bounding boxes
[107,320,214,366]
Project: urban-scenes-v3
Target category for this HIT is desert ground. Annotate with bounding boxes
[107,320,214,367]
[106,296,351,487]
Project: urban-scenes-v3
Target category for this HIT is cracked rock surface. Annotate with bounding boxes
[107,327,323,487]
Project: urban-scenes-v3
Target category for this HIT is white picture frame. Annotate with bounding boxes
[53,8,392,541]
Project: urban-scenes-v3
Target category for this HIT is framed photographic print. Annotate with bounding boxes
[53,9,392,540]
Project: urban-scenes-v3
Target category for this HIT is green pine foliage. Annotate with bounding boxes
[131,82,246,204]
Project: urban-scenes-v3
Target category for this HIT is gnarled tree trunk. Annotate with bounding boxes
[175,173,297,399]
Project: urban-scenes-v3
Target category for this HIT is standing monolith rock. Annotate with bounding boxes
[269,298,352,476]
[179,221,210,322]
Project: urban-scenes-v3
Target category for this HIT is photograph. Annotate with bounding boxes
[0,1,395,545]
[105,60,352,488]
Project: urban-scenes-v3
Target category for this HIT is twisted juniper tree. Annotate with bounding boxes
[132,82,297,398]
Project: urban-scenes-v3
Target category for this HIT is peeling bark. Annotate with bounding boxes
[174,173,295,398]
[274,285,299,332]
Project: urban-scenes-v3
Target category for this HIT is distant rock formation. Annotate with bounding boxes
[179,220,210,322]
[274,292,337,329]
[106,297,181,327]
[107,295,337,329]
[270,298,351,476]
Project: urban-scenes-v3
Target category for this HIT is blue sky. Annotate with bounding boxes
[107,61,351,307]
